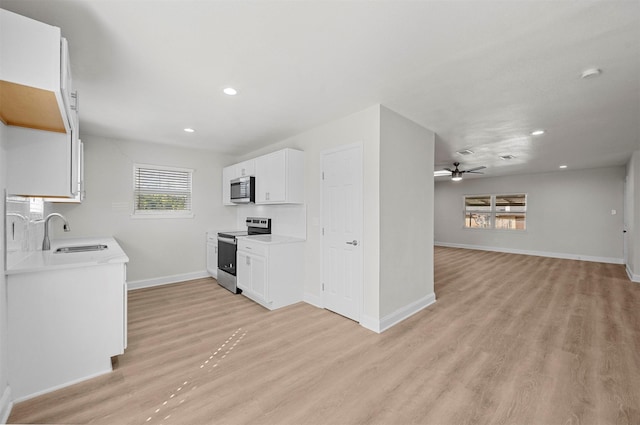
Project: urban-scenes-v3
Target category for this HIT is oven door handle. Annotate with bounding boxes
[217,236,237,245]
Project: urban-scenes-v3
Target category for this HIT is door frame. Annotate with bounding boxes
[320,142,364,322]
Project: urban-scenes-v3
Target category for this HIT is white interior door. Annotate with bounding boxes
[322,144,363,322]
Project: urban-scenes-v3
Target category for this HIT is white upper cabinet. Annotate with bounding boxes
[6,126,77,198]
[1,9,81,198]
[235,159,255,177]
[0,9,76,135]
[222,148,304,205]
[255,148,304,204]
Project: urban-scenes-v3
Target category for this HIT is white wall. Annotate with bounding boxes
[626,151,640,280]
[235,105,382,319]
[435,166,626,263]
[379,106,435,317]
[0,122,12,422]
[51,136,237,284]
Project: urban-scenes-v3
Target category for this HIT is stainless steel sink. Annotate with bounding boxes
[54,244,108,253]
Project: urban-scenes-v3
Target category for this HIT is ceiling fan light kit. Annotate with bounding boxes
[443,162,486,182]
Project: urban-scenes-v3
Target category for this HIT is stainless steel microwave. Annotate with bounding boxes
[230,176,255,203]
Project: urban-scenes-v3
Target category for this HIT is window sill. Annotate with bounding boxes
[462,227,527,233]
[131,213,195,220]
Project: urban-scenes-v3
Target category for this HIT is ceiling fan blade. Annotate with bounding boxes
[464,166,486,172]
[443,168,453,172]
[465,171,484,174]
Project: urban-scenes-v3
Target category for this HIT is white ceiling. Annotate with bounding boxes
[2,0,639,179]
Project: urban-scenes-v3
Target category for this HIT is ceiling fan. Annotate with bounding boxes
[443,162,486,181]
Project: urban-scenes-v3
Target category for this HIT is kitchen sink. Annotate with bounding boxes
[54,244,109,253]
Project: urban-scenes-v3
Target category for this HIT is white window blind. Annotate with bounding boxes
[133,164,193,216]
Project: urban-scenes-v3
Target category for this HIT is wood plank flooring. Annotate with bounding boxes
[8,247,640,424]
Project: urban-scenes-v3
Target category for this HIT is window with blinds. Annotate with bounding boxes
[133,164,193,217]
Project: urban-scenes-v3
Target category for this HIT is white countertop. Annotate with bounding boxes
[240,234,306,244]
[6,237,129,275]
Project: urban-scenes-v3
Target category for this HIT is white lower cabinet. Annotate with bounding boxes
[237,250,267,302]
[236,237,304,310]
[7,262,127,400]
[206,232,218,278]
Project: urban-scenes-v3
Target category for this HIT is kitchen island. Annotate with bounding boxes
[6,237,128,401]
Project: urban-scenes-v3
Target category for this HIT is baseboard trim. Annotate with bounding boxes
[303,292,323,308]
[0,385,12,425]
[435,242,624,265]
[128,271,211,291]
[360,292,437,334]
[11,368,112,404]
[626,264,640,283]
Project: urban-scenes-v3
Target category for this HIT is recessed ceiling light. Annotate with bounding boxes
[184,128,195,133]
[531,129,545,136]
[223,87,238,96]
[559,165,568,169]
[581,68,602,79]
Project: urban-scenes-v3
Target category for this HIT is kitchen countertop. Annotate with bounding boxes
[6,237,129,275]
[240,234,306,244]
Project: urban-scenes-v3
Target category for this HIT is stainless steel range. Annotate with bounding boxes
[217,217,271,293]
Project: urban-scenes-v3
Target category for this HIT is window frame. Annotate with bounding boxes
[132,163,194,219]
[463,193,527,231]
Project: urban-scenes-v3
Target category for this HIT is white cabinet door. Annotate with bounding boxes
[236,251,251,291]
[256,150,286,203]
[249,254,267,302]
[237,250,267,304]
[255,148,304,204]
[206,240,218,277]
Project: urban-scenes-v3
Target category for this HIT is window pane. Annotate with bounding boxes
[464,212,491,228]
[495,194,526,213]
[465,195,491,212]
[496,213,526,230]
[134,165,193,214]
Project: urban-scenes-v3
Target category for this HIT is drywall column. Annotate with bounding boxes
[378,106,435,330]
[627,151,640,281]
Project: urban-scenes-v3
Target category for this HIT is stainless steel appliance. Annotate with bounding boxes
[217,217,271,293]
[230,176,255,204]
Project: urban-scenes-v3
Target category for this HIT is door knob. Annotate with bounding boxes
[346,240,359,246]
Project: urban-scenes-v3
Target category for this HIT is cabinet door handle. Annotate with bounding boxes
[346,240,359,246]
[70,91,78,111]
[246,256,251,265]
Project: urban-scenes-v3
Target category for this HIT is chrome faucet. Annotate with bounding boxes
[42,213,71,250]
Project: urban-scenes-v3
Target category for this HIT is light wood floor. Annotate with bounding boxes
[8,247,640,424]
